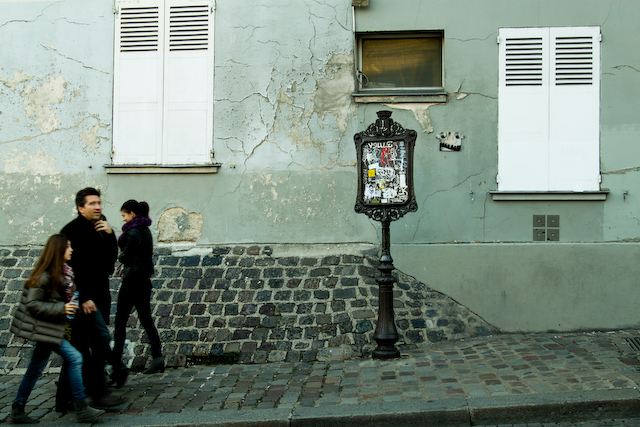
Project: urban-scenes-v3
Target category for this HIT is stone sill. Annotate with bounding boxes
[352,92,447,104]
[104,164,221,174]
[489,191,609,201]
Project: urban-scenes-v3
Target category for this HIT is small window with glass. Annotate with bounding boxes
[356,31,444,94]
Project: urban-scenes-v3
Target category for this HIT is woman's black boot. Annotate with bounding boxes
[73,400,104,423]
[10,402,39,424]
[143,356,165,374]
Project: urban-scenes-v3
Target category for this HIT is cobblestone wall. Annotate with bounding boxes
[0,244,496,372]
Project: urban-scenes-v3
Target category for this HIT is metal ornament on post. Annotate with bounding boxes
[354,110,418,359]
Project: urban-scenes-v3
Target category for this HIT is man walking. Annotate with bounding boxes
[56,187,124,410]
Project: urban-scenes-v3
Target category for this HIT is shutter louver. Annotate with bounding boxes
[554,36,594,86]
[169,5,209,51]
[505,37,543,86]
[119,7,160,52]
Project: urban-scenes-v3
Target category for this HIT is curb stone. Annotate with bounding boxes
[43,390,640,427]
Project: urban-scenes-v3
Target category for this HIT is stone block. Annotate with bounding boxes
[262,316,278,328]
[274,290,291,301]
[268,279,284,289]
[183,268,203,279]
[255,258,276,267]
[252,328,269,341]
[190,304,206,315]
[176,330,198,341]
[278,257,299,266]
[352,309,374,319]
[270,328,286,340]
[321,256,340,266]
[203,268,224,279]
[238,257,255,267]
[268,350,287,362]
[333,288,356,299]
[207,304,223,315]
[202,255,223,266]
[160,256,179,266]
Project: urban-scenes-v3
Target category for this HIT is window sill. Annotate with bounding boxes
[489,191,609,201]
[104,164,221,174]
[353,92,447,104]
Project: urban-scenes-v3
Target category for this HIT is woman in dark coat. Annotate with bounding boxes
[10,234,104,424]
[111,200,163,383]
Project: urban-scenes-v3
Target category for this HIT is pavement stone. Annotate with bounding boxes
[2,331,640,426]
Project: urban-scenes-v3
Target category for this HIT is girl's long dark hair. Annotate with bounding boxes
[121,199,150,218]
[25,234,68,292]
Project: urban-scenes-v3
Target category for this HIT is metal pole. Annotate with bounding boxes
[372,218,400,359]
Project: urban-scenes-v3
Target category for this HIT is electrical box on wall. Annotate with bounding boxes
[352,0,369,6]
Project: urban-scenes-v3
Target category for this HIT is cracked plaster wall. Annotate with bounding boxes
[0,0,114,244]
[0,0,639,250]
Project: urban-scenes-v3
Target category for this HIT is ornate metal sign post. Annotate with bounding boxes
[354,110,417,359]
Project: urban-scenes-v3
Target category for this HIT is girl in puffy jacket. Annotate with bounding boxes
[111,200,163,387]
[10,233,104,424]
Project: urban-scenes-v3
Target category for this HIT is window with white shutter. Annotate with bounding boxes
[497,27,600,192]
[113,0,214,165]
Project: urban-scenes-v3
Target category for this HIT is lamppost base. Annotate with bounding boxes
[372,345,400,360]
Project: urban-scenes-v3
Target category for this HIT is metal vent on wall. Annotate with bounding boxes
[119,7,160,52]
[169,5,209,51]
[533,215,560,242]
[555,36,594,86]
[505,37,543,86]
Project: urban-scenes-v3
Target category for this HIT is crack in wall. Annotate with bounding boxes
[602,166,640,175]
[412,166,493,243]
[39,43,109,74]
[612,65,640,74]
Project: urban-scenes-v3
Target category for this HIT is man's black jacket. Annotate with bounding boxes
[61,214,118,321]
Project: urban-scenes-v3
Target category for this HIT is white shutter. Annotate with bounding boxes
[113,0,164,164]
[163,0,214,164]
[498,28,550,191]
[548,27,600,191]
[498,27,600,192]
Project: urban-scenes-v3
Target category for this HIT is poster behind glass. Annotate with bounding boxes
[362,140,408,205]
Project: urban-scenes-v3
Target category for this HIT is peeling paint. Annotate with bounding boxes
[80,121,107,150]
[158,207,203,243]
[22,75,67,134]
[2,148,60,175]
[312,53,356,135]
[0,70,32,91]
[383,103,436,133]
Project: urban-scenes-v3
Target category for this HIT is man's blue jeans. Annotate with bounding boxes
[14,340,85,405]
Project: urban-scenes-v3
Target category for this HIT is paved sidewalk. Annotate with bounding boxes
[2,330,640,426]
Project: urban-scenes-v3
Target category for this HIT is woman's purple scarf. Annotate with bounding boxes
[119,216,152,244]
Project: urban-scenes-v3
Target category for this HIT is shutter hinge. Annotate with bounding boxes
[210,149,214,160]
[599,174,602,183]
[212,0,216,12]
[114,5,119,15]
[496,174,500,184]
[497,35,501,44]
[598,32,602,42]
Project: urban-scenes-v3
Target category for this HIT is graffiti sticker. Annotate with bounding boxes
[362,140,409,204]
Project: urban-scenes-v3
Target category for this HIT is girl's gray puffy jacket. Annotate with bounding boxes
[10,273,68,346]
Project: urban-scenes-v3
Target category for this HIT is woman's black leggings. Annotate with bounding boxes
[112,275,162,364]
